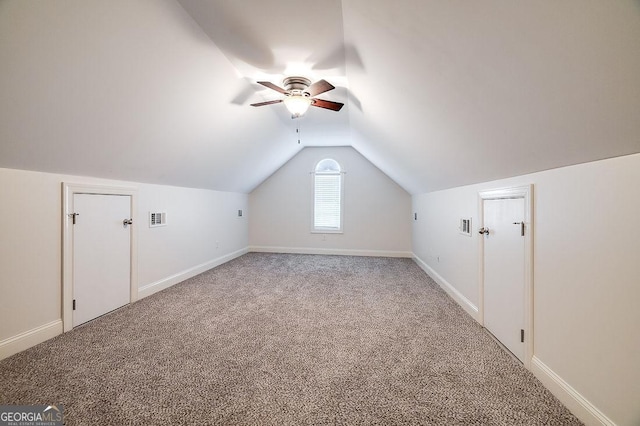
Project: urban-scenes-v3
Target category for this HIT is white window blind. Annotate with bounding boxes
[313,158,342,231]
[314,174,341,229]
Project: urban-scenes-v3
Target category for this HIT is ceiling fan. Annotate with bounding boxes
[251,76,344,118]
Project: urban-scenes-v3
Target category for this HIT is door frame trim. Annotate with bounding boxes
[478,184,533,369]
[62,183,138,332]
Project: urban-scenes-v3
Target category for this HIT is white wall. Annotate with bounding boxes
[250,146,411,257]
[0,167,248,358]
[412,153,640,426]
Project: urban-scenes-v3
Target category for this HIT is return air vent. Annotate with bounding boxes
[459,218,472,237]
[149,212,167,228]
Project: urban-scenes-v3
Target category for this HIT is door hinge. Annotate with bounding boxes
[521,329,525,343]
[69,213,80,224]
[73,299,76,311]
[513,221,525,236]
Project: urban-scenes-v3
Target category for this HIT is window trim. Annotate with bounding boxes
[311,159,344,234]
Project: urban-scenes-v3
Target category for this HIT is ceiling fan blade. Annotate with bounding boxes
[257,81,287,94]
[305,79,335,97]
[250,99,283,107]
[311,98,344,111]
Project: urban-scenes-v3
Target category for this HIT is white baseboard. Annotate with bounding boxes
[412,254,479,321]
[249,246,412,258]
[0,320,63,361]
[138,247,249,299]
[531,356,615,426]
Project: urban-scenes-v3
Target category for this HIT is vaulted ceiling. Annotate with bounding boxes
[1,0,639,194]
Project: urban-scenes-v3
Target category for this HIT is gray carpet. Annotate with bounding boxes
[0,253,581,425]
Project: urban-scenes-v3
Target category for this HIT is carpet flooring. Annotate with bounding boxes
[0,253,582,425]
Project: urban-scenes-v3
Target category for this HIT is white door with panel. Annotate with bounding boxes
[482,197,525,362]
[73,194,131,327]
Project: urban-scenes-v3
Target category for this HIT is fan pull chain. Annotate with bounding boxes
[296,120,301,144]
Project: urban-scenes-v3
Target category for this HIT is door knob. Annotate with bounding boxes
[123,218,133,228]
[478,227,489,235]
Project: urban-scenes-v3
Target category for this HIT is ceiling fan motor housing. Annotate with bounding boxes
[284,76,311,96]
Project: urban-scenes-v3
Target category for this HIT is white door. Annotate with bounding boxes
[483,197,525,361]
[73,194,131,326]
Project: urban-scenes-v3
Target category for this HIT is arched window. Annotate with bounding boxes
[313,159,343,232]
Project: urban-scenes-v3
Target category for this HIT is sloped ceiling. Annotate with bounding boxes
[1,0,639,194]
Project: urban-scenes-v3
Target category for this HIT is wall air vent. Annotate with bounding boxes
[149,212,167,228]
[459,218,472,237]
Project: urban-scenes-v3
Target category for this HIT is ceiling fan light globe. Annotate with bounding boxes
[284,95,312,118]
